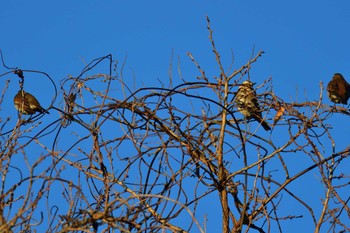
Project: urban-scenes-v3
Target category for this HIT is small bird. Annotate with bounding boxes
[234,80,271,131]
[14,90,48,114]
[327,73,350,104]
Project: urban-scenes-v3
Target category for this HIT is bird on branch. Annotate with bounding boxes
[234,80,271,131]
[327,73,350,105]
[14,90,49,114]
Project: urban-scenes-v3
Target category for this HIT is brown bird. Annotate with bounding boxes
[327,73,350,104]
[234,80,271,131]
[14,90,48,114]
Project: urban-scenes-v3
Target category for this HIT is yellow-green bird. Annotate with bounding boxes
[234,80,271,131]
[14,90,48,114]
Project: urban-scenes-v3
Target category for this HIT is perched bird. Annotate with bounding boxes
[14,90,48,114]
[234,80,271,131]
[327,73,350,104]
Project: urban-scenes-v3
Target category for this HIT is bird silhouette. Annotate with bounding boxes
[14,90,48,114]
[327,73,350,104]
[234,80,271,131]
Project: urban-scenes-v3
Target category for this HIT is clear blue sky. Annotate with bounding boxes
[1,1,350,232]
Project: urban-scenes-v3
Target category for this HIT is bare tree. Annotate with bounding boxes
[0,17,349,233]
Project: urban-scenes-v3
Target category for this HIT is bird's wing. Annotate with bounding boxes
[327,80,338,93]
[249,89,263,113]
[337,80,347,100]
[346,82,350,101]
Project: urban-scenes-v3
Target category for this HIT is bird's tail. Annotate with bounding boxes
[252,115,271,131]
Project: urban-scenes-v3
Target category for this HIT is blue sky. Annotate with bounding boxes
[2,1,350,232]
